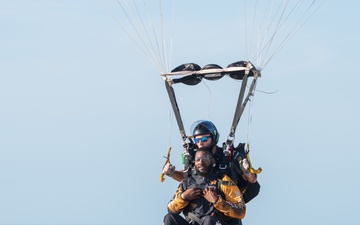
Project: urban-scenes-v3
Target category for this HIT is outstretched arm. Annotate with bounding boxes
[162,162,184,182]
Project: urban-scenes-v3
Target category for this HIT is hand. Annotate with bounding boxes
[239,158,251,176]
[244,173,257,183]
[203,187,218,204]
[162,162,175,177]
[182,188,202,201]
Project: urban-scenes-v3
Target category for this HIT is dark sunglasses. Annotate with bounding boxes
[194,136,211,143]
[194,155,212,163]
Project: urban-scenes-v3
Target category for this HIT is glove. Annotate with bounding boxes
[162,162,176,177]
[238,158,251,176]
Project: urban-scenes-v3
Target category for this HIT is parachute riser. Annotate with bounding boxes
[227,68,260,139]
[228,62,254,138]
[224,62,260,175]
[225,75,260,174]
[164,80,193,188]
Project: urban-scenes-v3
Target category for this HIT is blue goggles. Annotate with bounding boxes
[194,136,211,143]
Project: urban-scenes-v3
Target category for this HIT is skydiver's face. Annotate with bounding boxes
[194,135,212,148]
[194,150,214,176]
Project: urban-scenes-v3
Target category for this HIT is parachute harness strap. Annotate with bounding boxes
[181,136,194,189]
[224,135,235,158]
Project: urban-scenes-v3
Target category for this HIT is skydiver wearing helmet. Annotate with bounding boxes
[163,120,260,224]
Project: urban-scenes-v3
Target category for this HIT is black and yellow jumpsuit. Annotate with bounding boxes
[164,170,246,225]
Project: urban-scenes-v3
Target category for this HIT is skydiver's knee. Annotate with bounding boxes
[163,213,188,225]
[226,218,242,225]
[163,213,176,225]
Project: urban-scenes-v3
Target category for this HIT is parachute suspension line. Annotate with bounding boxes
[201,81,213,121]
[261,0,325,69]
[139,0,170,72]
[243,0,255,62]
[143,0,174,73]
[253,0,272,66]
[259,0,299,69]
[159,0,167,73]
[243,0,278,66]
[256,0,275,68]
[244,0,272,65]
[115,0,162,72]
[104,1,158,69]
[167,0,175,73]
[159,0,174,73]
[242,0,324,70]
[115,0,174,73]
[117,0,159,69]
[243,0,248,59]
[256,0,290,69]
[142,0,166,73]
[253,0,324,70]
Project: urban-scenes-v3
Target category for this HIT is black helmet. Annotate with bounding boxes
[190,120,220,146]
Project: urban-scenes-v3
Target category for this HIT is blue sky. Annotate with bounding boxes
[0,1,359,225]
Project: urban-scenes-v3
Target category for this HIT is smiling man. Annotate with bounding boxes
[163,147,246,225]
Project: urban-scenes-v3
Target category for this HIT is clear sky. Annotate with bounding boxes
[1,1,359,225]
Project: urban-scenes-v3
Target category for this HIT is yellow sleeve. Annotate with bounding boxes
[214,175,246,219]
[167,186,189,213]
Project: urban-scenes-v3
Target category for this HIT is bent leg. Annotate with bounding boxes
[225,218,242,225]
[163,213,190,225]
